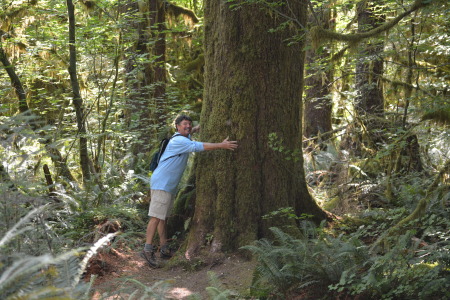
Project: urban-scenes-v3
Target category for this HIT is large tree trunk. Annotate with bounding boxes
[67,0,91,184]
[186,0,328,257]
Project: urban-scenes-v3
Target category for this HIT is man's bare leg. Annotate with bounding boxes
[142,217,162,267]
[157,219,167,246]
[145,217,160,245]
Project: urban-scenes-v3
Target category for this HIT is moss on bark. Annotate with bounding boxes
[186,0,328,257]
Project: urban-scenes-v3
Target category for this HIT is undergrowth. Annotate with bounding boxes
[244,209,449,299]
[0,168,150,299]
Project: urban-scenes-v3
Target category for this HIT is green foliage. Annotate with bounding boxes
[64,204,146,244]
[242,224,369,298]
[0,204,116,300]
[104,278,175,300]
[0,252,89,300]
[268,132,302,162]
[245,205,449,299]
[262,206,314,221]
[1,0,449,298]
[330,230,450,299]
[205,271,240,299]
[349,208,411,241]
[0,188,73,256]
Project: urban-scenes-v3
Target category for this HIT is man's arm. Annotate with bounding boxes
[202,137,238,151]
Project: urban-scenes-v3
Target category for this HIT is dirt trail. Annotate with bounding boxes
[88,247,256,299]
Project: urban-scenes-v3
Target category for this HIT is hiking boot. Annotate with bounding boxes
[140,249,159,268]
[160,244,172,259]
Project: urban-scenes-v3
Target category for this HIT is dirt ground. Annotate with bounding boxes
[87,247,256,299]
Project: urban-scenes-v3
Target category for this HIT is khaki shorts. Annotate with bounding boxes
[148,189,174,220]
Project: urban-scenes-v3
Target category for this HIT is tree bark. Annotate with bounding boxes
[46,145,76,182]
[354,0,385,116]
[303,7,334,146]
[186,0,328,257]
[0,164,16,191]
[43,164,57,197]
[149,0,167,127]
[124,0,167,159]
[67,0,91,184]
[0,47,28,114]
[402,14,418,128]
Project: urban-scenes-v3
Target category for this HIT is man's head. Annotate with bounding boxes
[175,115,193,137]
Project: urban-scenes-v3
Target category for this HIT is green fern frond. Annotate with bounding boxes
[205,272,239,299]
[0,204,54,248]
[0,251,88,300]
[205,286,236,300]
[117,278,174,300]
[0,209,118,300]
[242,224,371,297]
[73,233,117,287]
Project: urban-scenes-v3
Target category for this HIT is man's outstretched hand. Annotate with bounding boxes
[221,137,238,150]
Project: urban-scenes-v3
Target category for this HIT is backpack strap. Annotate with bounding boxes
[159,133,189,164]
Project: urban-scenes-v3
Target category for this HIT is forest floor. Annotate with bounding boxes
[87,245,256,299]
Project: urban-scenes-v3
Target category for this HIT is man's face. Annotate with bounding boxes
[176,120,192,137]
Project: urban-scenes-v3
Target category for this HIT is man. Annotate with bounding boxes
[141,114,238,267]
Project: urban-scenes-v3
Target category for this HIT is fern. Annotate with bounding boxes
[0,204,51,248]
[0,252,85,299]
[206,271,239,299]
[0,205,117,300]
[241,224,369,298]
[116,278,174,300]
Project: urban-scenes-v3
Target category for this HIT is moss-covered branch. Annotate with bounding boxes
[421,109,450,125]
[166,1,200,24]
[310,0,430,49]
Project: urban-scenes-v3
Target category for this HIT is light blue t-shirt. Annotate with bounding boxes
[150,133,204,195]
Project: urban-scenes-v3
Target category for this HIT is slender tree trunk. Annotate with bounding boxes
[1,34,75,184]
[304,7,334,146]
[186,0,328,257]
[402,14,417,128]
[95,42,121,174]
[0,165,16,191]
[67,0,91,184]
[355,0,385,116]
[394,14,422,174]
[46,145,76,182]
[124,0,167,161]
[340,1,386,158]
[123,0,152,156]
[149,0,167,128]
[0,42,28,114]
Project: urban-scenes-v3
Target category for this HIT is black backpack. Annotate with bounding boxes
[149,133,181,172]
